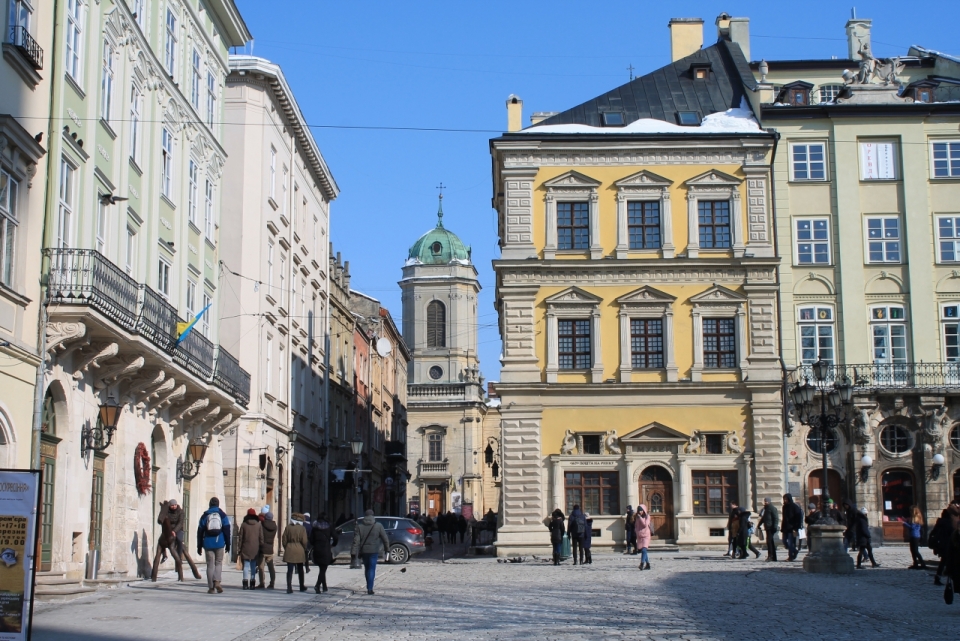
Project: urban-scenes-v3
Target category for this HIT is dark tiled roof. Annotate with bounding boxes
[535,40,756,128]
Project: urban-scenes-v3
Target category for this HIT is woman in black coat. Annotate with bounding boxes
[310,513,336,593]
[735,509,761,559]
[855,508,880,569]
[548,509,566,566]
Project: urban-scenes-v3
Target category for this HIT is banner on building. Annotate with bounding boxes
[0,470,41,641]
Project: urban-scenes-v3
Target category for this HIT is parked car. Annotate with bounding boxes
[332,516,425,564]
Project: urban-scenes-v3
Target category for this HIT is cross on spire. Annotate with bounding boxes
[436,182,445,228]
[627,64,635,81]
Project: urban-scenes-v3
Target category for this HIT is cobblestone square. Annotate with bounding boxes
[33,546,958,641]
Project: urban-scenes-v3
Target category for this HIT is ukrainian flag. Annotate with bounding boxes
[175,303,212,346]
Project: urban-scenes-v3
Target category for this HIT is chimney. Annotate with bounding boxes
[668,18,703,62]
[506,95,523,132]
[845,13,872,60]
[530,111,558,126]
[716,14,751,61]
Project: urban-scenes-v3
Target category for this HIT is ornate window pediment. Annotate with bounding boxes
[543,172,602,259]
[543,171,602,191]
[683,171,745,258]
[689,284,747,306]
[684,169,742,189]
[544,286,603,309]
[614,170,675,259]
[689,285,748,380]
[617,287,678,382]
[621,422,688,454]
[617,285,676,308]
[544,287,603,383]
[614,170,672,190]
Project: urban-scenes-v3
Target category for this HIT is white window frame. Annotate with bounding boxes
[130,84,143,164]
[543,172,601,260]
[864,216,902,264]
[161,127,173,198]
[859,140,899,181]
[797,305,836,365]
[100,39,115,122]
[931,140,960,179]
[281,167,288,219]
[206,71,216,128]
[157,255,171,299]
[614,170,674,259]
[266,239,275,289]
[186,279,197,319]
[56,157,75,249]
[616,286,677,382]
[125,225,136,276]
[941,303,960,363]
[65,0,84,82]
[164,7,177,77]
[265,334,274,395]
[269,147,276,199]
[203,179,214,239]
[279,253,286,309]
[683,170,745,259]
[187,160,198,225]
[96,196,107,255]
[544,287,603,383]
[130,0,145,27]
[8,0,32,35]
[312,215,318,256]
[689,286,748,381]
[817,85,842,104]
[201,292,211,337]
[790,142,827,181]
[0,169,19,287]
[794,217,831,265]
[190,48,201,110]
[936,215,960,263]
[869,304,908,364]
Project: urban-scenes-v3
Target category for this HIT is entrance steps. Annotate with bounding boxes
[35,569,130,602]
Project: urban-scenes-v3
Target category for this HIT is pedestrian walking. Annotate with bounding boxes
[457,513,468,543]
[736,509,761,559]
[568,504,586,566]
[855,507,880,569]
[781,494,803,561]
[583,513,593,564]
[164,499,185,556]
[942,504,960,603]
[258,511,278,589]
[842,499,858,551]
[238,508,263,590]
[446,511,458,544]
[906,505,927,569]
[548,509,565,565]
[723,502,739,557]
[931,500,960,585]
[310,513,335,594]
[303,512,313,575]
[635,504,652,570]
[759,498,779,562]
[351,509,390,595]
[282,513,309,593]
[197,497,230,594]
[728,507,741,558]
[624,506,637,554]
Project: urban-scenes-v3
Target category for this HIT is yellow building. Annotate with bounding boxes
[490,17,784,554]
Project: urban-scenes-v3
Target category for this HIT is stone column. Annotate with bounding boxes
[661,188,675,259]
[495,405,547,556]
[615,194,628,259]
[589,192,602,259]
[686,192,699,258]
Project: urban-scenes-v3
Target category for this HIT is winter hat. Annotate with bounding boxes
[168,499,178,507]
[808,503,817,510]
[261,505,270,514]
[365,509,375,517]
[860,507,868,515]
[304,512,311,519]
[266,512,274,521]
[209,497,220,507]
[247,508,257,516]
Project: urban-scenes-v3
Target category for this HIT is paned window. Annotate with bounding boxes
[942,304,960,362]
[186,280,197,319]
[201,293,210,337]
[691,471,738,515]
[131,0,145,26]
[795,218,830,264]
[866,217,901,263]
[279,254,286,308]
[187,160,198,224]
[96,197,107,254]
[266,240,274,289]
[8,0,31,35]
[164,8,177,76]
[57,158,74,249]
[627,201,660,249]
[100,40,115,121]
[125,226,136,276]
[130,85,143,163]
[860,140,898,180]
[880,425,911,454]
[870,305,907,364]
[65,0,83,80]
[204,180,214,238]
[157,257,171,298]
[191,49,201,109]
[265,335,273,394]
[698,200,731,249]
[427,300,446,348]
[807,428,839,454]
[938,216,960,262]
[0,170,18,286]
[206,71,216,127]
[818,85,843,103]
[791,143,826,180]
[798,306,835,365]
[702,318,736,368]
[564,472,619,516]
[161,128,173,198]
[558,319,591,369]
[932,141,960,178]
[630,318,663,369]
[269,147,277,199]
[428,433,443,462]
[557,202,589,250]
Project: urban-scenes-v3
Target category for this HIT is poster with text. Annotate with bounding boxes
[0,471,39,641]
[860,141,897,180]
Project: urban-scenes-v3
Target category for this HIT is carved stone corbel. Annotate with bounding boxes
[209,412,234,434]
[126,370,165,402]
[195,405,221,426]
[46,322,87,353]
[72,343,119,380]
[95,356,145,389]
[156,384,187,409]
[145,377,175,403]
[170,398,209,426]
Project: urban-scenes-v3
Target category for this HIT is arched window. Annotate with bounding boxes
[427,301,446,348]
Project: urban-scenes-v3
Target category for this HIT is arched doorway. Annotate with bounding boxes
[807,469,844,510]
[40,387,64,572]
[639,466,674,541]
[880,468,915,541]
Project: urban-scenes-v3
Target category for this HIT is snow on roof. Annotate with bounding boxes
[911,45,960,65]
[521,98,762,136]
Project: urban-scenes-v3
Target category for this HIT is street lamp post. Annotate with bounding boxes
[350,440,363,569]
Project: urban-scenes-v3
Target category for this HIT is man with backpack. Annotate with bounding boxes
[197,497,231,594]
[567,504,586,566]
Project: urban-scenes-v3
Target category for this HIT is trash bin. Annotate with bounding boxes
[561,533,571,560]
[85,550,99,581]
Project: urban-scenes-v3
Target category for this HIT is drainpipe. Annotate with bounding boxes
[322,259,331,509]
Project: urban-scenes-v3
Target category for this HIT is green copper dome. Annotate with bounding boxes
[407,196,471,265]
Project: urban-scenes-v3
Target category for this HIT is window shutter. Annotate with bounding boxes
[427,301,446,348]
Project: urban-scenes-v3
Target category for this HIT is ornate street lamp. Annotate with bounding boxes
[484,438,501,480]
[177,437,208,482]
[81,396,121,456]
[349,439,365,570]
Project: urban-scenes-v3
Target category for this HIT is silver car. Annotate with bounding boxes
[332,517,425,564]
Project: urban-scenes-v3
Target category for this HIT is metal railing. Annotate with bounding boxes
[792,362,960,391]
[44,249,250,406]
[8,25,43,70]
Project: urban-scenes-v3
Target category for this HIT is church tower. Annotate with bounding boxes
[401,195,488,519]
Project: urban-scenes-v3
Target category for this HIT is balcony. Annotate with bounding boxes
[8,26,42,70]
[44,248,250,406]
[792,362,960,392]
[409,382,485,404]
[417,460,449,478]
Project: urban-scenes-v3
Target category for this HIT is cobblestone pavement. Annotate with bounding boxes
[33,546,959,641]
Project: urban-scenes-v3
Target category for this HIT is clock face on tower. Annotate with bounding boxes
[429,366,443,380]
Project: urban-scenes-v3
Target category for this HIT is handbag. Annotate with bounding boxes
[945,578,955,605]
[798,527,807,540]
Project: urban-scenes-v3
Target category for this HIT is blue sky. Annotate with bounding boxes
[233,1,960,381]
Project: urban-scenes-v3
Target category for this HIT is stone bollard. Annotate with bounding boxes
[802,524,855,574]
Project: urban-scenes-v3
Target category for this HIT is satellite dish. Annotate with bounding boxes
[376,338,392,357]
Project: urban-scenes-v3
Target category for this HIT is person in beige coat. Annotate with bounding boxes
[238,508,263,590]
[282,513,309,593]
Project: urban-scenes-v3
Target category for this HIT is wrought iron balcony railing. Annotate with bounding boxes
[8,26,43,70]
[44,249,251,406]
[792,362,960,391]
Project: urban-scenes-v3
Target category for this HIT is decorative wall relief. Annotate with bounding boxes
[560,430,577,455]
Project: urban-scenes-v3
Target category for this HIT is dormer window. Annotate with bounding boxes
[906,80,939,104]
[431,241,442,254]
[677,111,701,126]
[778,81,814,106]
[917,88,933,103]
[601,112,625,127]
[690,63,711,80]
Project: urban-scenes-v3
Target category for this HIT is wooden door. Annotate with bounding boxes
[807,469,843,510]
[40,439,57,572]
[639,466,674,541]
[427,486,443,517]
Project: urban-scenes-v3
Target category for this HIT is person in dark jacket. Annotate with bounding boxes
[781,494,803,561]
[457,514,468,543]
[310,513,336,594]
[759,498,779,562]
[583,513,594,565]
[855,507,880,569]
[335,513,347,528]
[282,513,309,593]
[197,497,231,594]
[238,508,263,590]
[825,499,845,524]
[723,502,739,557]
[842,499,858,551]
[351,510,390,595]
[931,501,960,585]
[568,505,586,566]
[735,509,761,559]
[943,505,960,592]
[548,509,565,565]
[257,512,278,589]
[624,506,637,554]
